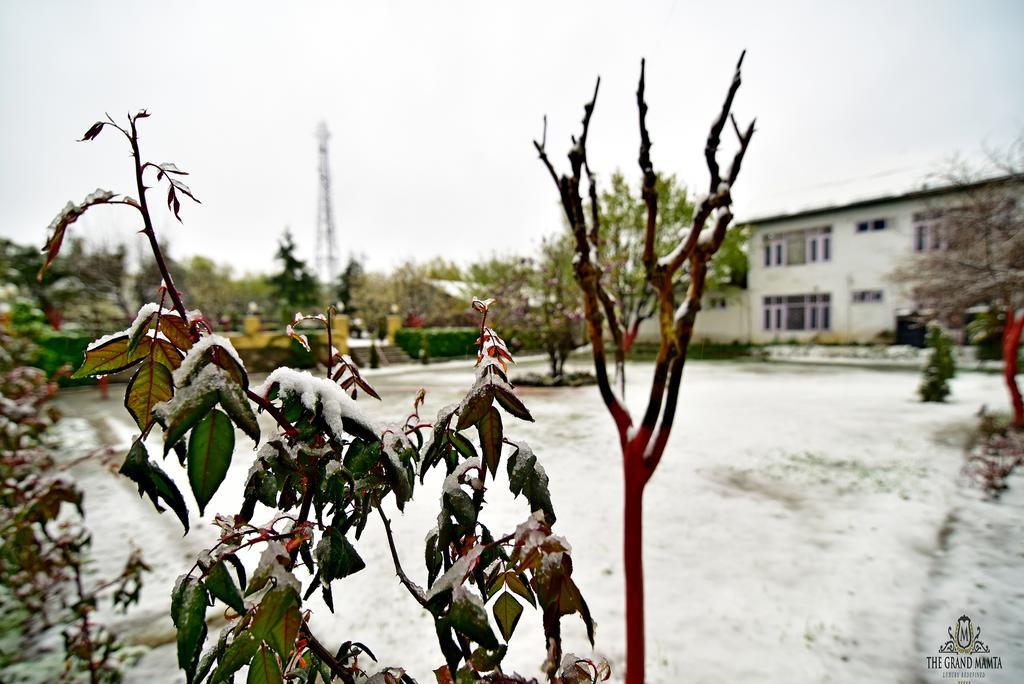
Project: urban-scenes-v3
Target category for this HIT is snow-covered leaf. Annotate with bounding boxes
[170,575,208,682]
[444,587,498,649]
[204,560,245,615]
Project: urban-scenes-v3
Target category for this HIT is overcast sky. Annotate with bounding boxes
[2,0,1022,278]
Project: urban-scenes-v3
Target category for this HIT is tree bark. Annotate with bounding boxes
[1004,306,1024,428]
[623,446,646,684]
[623,321,641,355]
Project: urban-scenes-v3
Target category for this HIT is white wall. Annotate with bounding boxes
[746,197,939,343]
[635,287,751,345]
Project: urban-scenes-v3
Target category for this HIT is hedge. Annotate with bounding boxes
[393,327,479,359]
[33,332,95,386]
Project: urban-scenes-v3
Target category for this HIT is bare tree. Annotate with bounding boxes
[533,54,754,683]
[893,149,1024,427]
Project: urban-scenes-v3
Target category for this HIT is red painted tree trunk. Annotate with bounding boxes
[623,322,641,355]
[623,447,646,684]
[1004,307,1024,428]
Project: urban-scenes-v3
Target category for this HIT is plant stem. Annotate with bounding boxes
[128,114,188,322]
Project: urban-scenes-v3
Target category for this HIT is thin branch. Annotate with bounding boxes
[299,623,356,684]
[246,388,299,438]
[705,50,745,194]
[128,113,189,322]
[532,76,631,439]
[637,59,658,277]
[377,507,428,608]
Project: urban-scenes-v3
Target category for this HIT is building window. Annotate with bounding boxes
[707,296,728,310]
[857,218,888,232]
[762,294,830,331]
[913,211,945,252]
[763,227,831,267]
[852,289,884,303]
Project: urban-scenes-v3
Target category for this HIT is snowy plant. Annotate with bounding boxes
[919,323,956,402]
[40,113,603,683]
[0,327,149,683]
[533,54,755,684]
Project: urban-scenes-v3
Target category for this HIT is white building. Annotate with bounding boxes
[679,176,1018,345]
[741,176,1024,344]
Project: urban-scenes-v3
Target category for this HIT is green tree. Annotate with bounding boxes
[334,255,364,317]
[1,237,130,332]
[598,172,695,353]
[268,229,320,322]
[920,323,956,402]
[535,234,583,377]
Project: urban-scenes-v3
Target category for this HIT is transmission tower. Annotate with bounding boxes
[314,121,339,283]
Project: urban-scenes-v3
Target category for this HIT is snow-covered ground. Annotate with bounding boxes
[52,359,1023,683]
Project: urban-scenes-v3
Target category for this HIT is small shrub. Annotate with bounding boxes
[0,328,147,682]
[920,324,956,402]
[368,340,380,368]
[39,112,605,683]
[395,327,479,359]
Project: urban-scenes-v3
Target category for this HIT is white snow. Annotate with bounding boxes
[253,367,382,439]
[424,545,484,601]
[442,457,482,496]
[54,359,1024,683]
[153,365,232,422]
[172,334,246,386]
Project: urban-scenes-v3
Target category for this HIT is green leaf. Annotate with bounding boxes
[315,525,366,582]
[470,644,508,671]
[343,439,381,478]
[425,529,443,587]
[171,576,208,683]
[506,441,555,523]
[151,338,184,370]
[163,386,219,456]
[187,408,234,515]
[127,311,156,353]
[492,592,523,642]
[382,442,413,510]
[205,560,245,614]
[251,587,300,658]
[73,335,150,378]
[210,633,258,683]
[444,589,498,649]
[124,359,174,429]
[456,387,494,430]
[217,379,260,444]
[448,430,478,460]
[444,487,476,528]
[503,571,536,608]
[476,407,503,477]
[494,385,533,422]
[119,440,190,532]
[246,644,283,684]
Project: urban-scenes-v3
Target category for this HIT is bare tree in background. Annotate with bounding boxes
[893,148,1024,427]
[534,54,754,683]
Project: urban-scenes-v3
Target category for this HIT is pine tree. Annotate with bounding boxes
[920,323,956,402]
[335,255,363,316]
[269,229,320,321]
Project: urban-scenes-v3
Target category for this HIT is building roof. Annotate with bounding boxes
[738,173,1022,228]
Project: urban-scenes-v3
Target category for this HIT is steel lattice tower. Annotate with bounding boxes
[314,121,339,283]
